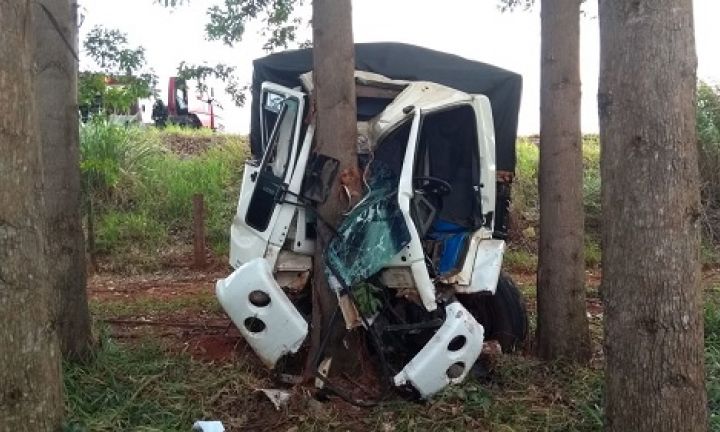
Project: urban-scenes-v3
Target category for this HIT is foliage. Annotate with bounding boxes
[352,282,382,316]
[80,26,158,115]
[497,0,588,13]
[698,81,720,145]
[205,0,307,51]
[497,0,536,12]
[158,0,308,51]
[84,26,145,74]
[697,82,720,244]
[176,62,248,107]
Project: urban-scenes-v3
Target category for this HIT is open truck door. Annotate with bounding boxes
[229,83,310,269]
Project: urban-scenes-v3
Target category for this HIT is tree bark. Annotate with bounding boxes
[535,0,591,361]
[0,0,64,429]
[303,0,358,378]
[598,0,707,430]
[34,0,94,361]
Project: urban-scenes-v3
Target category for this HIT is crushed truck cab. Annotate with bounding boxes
[216,43,526,399]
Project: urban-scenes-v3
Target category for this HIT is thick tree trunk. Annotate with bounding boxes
[535,0,591,361]
[303,0,358,378]
[598,0,707,430]
[34,0,94,361]
[0,0,64,429]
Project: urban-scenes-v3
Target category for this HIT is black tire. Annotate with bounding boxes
[457,272,528,353]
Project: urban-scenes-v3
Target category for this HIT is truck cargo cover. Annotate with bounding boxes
[250,42,522,173]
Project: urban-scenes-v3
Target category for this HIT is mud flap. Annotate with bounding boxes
[393,302,484,398]
[216,258,308,368]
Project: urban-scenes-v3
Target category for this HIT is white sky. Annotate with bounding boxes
[79,0,720,134]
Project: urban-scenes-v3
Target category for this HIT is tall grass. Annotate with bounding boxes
[80,122,247,267]
[80,119,161,204]
[510,136,602,268]
[135,142,247,251]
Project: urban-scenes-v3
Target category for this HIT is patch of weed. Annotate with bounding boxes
[504,248,538,274]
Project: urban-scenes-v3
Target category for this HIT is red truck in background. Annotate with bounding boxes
[150,77,221,130]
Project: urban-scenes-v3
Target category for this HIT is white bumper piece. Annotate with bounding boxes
[393,302,484,398]
[216,258,308,368]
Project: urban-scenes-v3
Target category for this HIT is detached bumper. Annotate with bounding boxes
[216,258,308,368]
[393,302,484,398]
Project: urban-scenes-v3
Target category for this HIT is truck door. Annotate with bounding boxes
[229,84,306,268]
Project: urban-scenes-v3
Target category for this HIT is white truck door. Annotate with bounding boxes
[229,84,306,268]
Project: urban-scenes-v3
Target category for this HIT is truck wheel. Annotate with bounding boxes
[457,272,528,353]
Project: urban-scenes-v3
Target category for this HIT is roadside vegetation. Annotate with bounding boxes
[79,121,247,271]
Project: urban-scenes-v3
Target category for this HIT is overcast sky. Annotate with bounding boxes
[79,0,720,134]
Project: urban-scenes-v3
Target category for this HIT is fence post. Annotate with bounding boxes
[193,194,206,269]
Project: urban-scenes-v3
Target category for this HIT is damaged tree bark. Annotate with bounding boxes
[303,0,361,380]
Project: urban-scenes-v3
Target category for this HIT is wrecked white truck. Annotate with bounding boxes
[216,43,527,400]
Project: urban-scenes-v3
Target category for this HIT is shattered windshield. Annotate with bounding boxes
[326,164,411,288]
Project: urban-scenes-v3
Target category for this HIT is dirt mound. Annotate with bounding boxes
[160,132,227,156]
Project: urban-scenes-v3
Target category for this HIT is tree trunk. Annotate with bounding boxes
[535,0,591,361]
[0,0,64,428]
[34,0,94,361]
[598,0,707,430]
[303,0,359,378]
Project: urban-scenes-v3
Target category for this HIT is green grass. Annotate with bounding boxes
[81,123,248,268]
[63,335,264,432]
[513,136,602,237]
[89,292,220,319]
[63,282,720,431]
[135,141,247,254]
[63,336,604,431]
[96,211,166,254]
[504,248,538,274]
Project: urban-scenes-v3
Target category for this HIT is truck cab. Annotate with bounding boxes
[216,43,525,399]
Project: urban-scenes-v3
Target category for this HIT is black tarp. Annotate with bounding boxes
[250,42,522,172]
